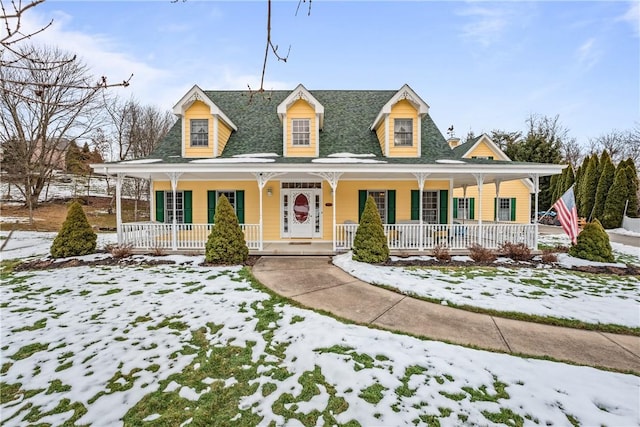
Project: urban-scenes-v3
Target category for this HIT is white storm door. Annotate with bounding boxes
[289,190,315,237]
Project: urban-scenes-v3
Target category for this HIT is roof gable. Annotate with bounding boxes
[277,84,325,128]
[371,84,429,130]
[172,85,237,131]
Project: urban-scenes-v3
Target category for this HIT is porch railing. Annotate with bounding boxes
[121,222,261,251]
[335,222,536,251]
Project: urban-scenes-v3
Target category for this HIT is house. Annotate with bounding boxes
[92,84,563,253]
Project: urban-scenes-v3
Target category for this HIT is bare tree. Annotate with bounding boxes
[1,0,131,105]
[561,136,582,167]
[0,45,105,219]
[100,96,174,219]
[588,127,640,165]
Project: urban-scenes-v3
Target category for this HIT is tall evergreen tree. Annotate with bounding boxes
[579,154,598,219]
[623,165,639,218]
[593,151,615,221]
[602,165,630,229]
[564,165,575,192]
[574,162,584,215]
[550,173,560,205]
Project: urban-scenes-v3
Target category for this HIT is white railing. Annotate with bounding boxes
[335,222,536,251]
[121,222,261,251]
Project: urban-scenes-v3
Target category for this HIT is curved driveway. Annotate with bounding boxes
[252,256,640,373]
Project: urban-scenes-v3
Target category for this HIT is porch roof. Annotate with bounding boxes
[92,161,564,189]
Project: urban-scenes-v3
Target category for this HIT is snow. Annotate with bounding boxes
[327,153,376,158]
[1,231,117,261]
[117,158,162,164]
[232,153,279,158]
[334,235,640,328]
[1,232,639,425]
[436,159,466,164]
[189,158,275,163]
[609,227,640,237]
[311,158,386,163]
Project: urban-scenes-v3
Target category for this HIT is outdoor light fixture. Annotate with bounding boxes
[267,187,273,197]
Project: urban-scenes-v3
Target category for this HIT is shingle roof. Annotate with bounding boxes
[150,89,457,164]
[451,135,481,158]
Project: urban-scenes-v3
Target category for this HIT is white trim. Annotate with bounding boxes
[460,133,536,193]
[276,84,325,128]
[282,118,287,157]
[181,116,186,158]
[371,84,429,131]
[384,116,390,157]
[315,113,320,157]
[172,85,237,131]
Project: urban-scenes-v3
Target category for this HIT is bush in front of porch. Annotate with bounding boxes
[568,219,614,263]
[205,195,249,265]
[352,196,389,264]
[50,200,97,258]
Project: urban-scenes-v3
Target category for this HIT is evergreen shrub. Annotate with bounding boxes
[352,196,389,263]
[568,219,614,263]
[50,200,97,258]
[205,195,248,265]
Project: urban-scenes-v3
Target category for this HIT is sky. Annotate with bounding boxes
[19,1,640,146]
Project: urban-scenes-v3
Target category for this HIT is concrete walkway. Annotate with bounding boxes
[252,256,640,373]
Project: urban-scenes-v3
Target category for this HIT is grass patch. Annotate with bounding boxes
[10,342,49,360]
[11,318,47,332]
[358,383,387,404]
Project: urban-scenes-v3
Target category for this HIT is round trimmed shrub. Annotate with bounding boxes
[568,219,614,263]
[205,195,248,265]
[352,196,389,263]
[50,200,97,258]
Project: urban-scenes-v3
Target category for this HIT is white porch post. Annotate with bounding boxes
[115,173,123,245]
[413,172,429,250]
[148,175,153,221]
[169,172,181,251]
[495,180,501,222]
[311,172,343,251]
[473,174,485,244]
[531,173,540,249]
[253,172,285,251]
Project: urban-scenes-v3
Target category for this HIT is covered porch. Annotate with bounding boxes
[94,161,562,254]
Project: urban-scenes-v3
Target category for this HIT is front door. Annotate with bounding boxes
[289,190,314,237]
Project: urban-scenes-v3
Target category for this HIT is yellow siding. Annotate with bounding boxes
[452,180,531,223]
[335,180,449,225]
[217,120,232,155]
[183,101,213,158]
[375,121,386,154]
[387,100,419,158]
[152,179,452,241]
[285,99,317,157]
[464,140,499,159]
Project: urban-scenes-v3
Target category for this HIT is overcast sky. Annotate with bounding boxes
[26,1,640,145]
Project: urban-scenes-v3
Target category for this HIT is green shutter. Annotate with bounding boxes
[453,198,458,219]
[155,191,164,223]
[236,190,245,224]
[494,198,498,221]
[207,191,216,223]
[387,190,396,224]
[469,198,475,220]
[410,190,419,220]
[510,197,517,221]
[358,190,367,221]
[183,191,192,224]
[439,190,448,224]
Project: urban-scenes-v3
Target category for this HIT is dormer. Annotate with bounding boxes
[459,134,508,161]
[277,84,324,157]
[371,84,429,158]
[173,85,237,158]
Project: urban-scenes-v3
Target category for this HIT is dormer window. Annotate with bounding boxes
[394,118,413,146]
[190,119,208,147]
[292,119,310,146]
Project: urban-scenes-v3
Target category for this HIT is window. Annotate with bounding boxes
[394,118,413,146]
[190,119,208,147]
[471,155,494,160]
[368,190,387,223]
[456,198,470,220]
[422,191,438,224]
[165,191,184,223]
[497,198,511,221]
[292,119,310,146]
[217,190,236,209]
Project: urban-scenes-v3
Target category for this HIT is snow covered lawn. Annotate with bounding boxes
[334,235,640,329]
[1,260,639,426]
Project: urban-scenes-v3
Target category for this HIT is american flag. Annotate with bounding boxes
[553,185,579,245]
